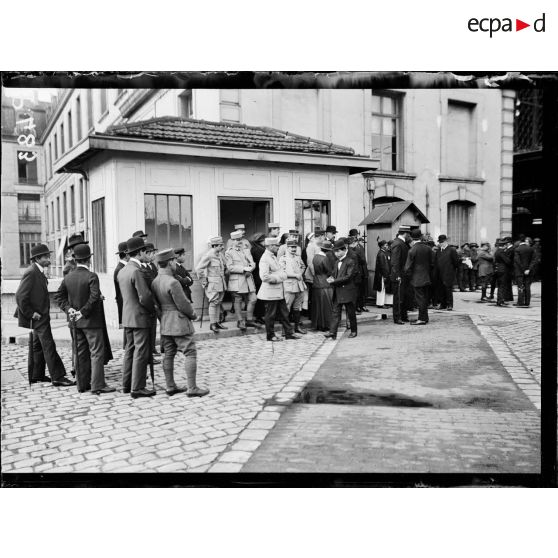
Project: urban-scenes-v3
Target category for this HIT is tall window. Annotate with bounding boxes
[447,201,476,247]
[371,92,402,171]
[48,142,52,177]
[18,194,41,267]
[100,90,108,115]
[70,185,75,224]
[76,95,82,140]
[17,151,38,184]
[294,199,330,245]
[62,192,67,227]
[87,89,93,130]
[79,178,84,220]
[145,194,193,268]
[60,123,65,153]
[179,90,193,118]
[56,197,60,230]
[92,198,106,273]
[447,100,476,177]
[54,132,58,159]
[50,201,55,232]
[67,110,73,148]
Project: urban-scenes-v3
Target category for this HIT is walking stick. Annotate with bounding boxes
[70,314,80,387]
[148,319,155,390]
[27,318,33,389]
[199,287,206,329]
[397,277,402,320]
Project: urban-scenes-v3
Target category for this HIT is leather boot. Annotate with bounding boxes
[293,311,307,334]
[210,323,220,334]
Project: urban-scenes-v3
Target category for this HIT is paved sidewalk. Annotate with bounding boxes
[241,313,540,473]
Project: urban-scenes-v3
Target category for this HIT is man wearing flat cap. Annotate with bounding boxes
[404,229,434,325]
[173,247,194,303]
[257,237,300,342]
[118,236,156,398]
[225,230,259,331]
[56,244,115,394]
[150,249,209,397]
[434,234,459,311]
[226,224,251,251]
[196,236,228,334]
[390,226,411,324]
[15,244,74,386]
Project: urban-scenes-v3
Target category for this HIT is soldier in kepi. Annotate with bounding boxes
[225,230,261,332]
[226,224,251,251]
[150,249,209,397]
[196,236,228,334]
[279,239,307,334]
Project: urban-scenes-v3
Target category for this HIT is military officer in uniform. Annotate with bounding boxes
[226,224,251,250]
[277,229,301,258]
[150,249,209,397]
[196,236,228,334]
[15,244,74,386]
[279,239,307,334]
[56,244,116,394]
[173,247,194,302]
[225,230,259,331]
[257,237,300,342]
[118,236,156,398]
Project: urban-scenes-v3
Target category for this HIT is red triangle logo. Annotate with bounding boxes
[516,19,530,31]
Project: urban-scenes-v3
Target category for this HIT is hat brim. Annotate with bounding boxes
[31,249,52,258]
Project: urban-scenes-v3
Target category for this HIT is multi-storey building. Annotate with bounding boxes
[1,87,514,325]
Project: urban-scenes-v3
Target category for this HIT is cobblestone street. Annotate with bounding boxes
[1,285,542,476]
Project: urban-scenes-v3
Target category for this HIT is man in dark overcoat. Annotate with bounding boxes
[513,234,536,307]
[494,236,514,306]
[173,247,194,302]
[390,225,411,324]
[118,236,156,398]
[434,234,459,310]
[55,244,115,394]
[141,242,160,358]
[324,239,358,339]
[15,244,74,386]
[113,241,128,328]
[404,229,434,325]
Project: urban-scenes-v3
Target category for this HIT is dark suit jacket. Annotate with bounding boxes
[174,263,193,301]
[494,247,513,275]
[330,255,358,303]
[118,260,155,328]
[435,245,459,286]
[390,237,409,280]
[140,263,157,289]
[55,267,104,328]
[373,249,391,292]
[404,242,434,287]
[113,261,125,324]
[513,243,535,276]
[15,264,50,328]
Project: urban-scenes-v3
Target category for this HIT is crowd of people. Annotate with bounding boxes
[14,220,540,399]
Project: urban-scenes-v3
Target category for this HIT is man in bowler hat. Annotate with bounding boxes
[404,229,434,325]
[151,249,209,397]
[15,244,74,386]
[118,236,156,398]
[324,239,358,339]
[56,244,116,394]
[434,234,459,311]
[173,247,194,302]
[113,241,128,328]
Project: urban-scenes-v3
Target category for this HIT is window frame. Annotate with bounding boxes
[371,91,403,171]
[294,199,331,246]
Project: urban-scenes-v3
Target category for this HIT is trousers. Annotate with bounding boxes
[31,319,66,381]
[414,285,429,322]
[330,300,357,334]
[205,289,225,323]
[263,299,294,339]
[161,334,197,390]
[232,291,257,320]
[122,327,150,392]
[285,290,305,312]
[516,275,532,306]
[392,278,409,322]
[75,328,106,392]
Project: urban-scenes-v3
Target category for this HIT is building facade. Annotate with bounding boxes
[1,86,514,324]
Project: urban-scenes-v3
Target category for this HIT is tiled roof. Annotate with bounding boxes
[103,117,356,156]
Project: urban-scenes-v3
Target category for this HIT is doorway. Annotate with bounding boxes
[219,197,272,241]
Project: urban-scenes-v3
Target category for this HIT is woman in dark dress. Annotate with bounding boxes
[372,240,393,308]
[250,232,267,323]
[311,240,334,331]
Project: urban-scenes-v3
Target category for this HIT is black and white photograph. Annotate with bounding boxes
[1,75,554,484]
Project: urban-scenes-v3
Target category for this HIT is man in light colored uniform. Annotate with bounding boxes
[195,236,228,334]
[279,239,308,334]
[226,224,251,251]
[225,230,260,331]
[268,222,281,238]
